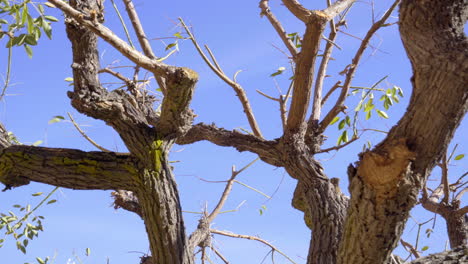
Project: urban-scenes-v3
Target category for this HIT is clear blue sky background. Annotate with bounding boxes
[0,1,466,263]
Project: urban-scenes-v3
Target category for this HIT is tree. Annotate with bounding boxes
[0,0,466,263]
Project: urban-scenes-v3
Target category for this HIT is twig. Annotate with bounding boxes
[109,0,135,49]
[207,158,259,222]
[211,229,297,264]
[122,0,155,59]
[205,45,224,73]
[179,18,263,138]
[0,46,12,101]
[99,68,131,84]
[259,0,298,58]
[234,180,271,199]
[49,0,170,77]
[321,81,341,106]
[210,246,229,264]
[256,90,280,102]
[317,135,359,153]
[318,0,400,133]
[400,238,421,259]
[67,112,123,153]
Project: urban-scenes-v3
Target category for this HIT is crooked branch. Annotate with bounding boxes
[179,18,263,138]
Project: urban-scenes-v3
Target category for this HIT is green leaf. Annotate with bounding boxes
[46,199,57,204]
[173,32,183,39]
[454,154,465,160]
[329,116,340,125]
[165,42,177,51]
[25,34,37,46]
[24,44,33,58]
[44,15,58,22]
[14,34,27,46]
[48,115,64,124]
[32,192,43,196]
[366,110,372,120]
[64,77,74,82]
[21,4,28,25]
[345,116,351,126]
[41,19,52,39]
[376,109,389,119]
[36,257,45,264]
[44,2,56,8]
[23,239,28,247]
[270,67,286,77]
[85,247,91,256]
[38,4,44,15]
[421,246,429,251]
[0,19,8,24]
[338,119,346,130]
[27,15,34,34]
[342,130,349,143]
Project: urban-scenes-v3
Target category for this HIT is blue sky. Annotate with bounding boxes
[0,0,466,263]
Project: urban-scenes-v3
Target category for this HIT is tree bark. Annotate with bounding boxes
[337,1,468,263]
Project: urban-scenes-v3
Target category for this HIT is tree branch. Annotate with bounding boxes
[0,145,136,191]
[259,0,298,58]
[122,0,155,59]
[211,229,297,263]
[281,0,311,22]
[318,0,399,134]
[48,0,172,77]
[177,123,281,167]
[285,15,327,133]
[322,0,356,19]
[179,18,263,138]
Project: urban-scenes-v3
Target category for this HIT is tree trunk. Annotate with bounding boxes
[445,211,468,249]
[337,0,468,263]
[135,140,193,264]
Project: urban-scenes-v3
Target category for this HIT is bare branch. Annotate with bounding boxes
[179,18,263,138]
[49,0,171,76]
[207,158,259,222]
[256,89,280,102]
[210,246,229,264]
[321,81,341,106]
[259,0,298,58]
[457,205,468,216]
[0,145,136,191]
[122,0,156,59]
[317,135,359,153]
[455,186,467,201]
[400,238,421,259]
[281,0,311,22]
[178,123,281,167]
[67,112,125,153]
[322,0,356,19]
[211,229,297,264]
[204,45,224,73]
[440,153,450,204]
[286,16,327,133]
[99,67,131,84]
[309,19,340,126]
[318,0,400,133]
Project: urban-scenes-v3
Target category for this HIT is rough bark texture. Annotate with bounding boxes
[337,1,468,263]
[0,145,136,190]
[0,0,466,263]
[408,246,468,264]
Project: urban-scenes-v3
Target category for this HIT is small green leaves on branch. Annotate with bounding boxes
[270,66,286,77]
[0,0,59,57]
